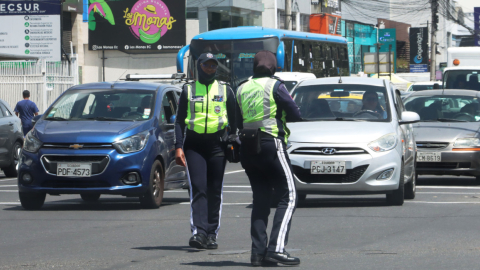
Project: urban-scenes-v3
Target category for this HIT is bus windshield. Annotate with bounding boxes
[189,37,279,88]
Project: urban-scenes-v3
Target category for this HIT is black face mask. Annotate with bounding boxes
[197,61,216,85]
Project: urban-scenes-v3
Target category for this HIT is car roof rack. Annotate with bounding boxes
[124,73,186,81]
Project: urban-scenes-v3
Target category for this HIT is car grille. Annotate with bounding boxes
[290,147,368,155]
[42,143,113,150]
[292,165,369,184]
[417,162,471,169]
[41,180,111,188]
[41,155,110,176]
[416,142,449,150]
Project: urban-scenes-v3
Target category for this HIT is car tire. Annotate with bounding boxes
[386,162,405,206]
[139,160,164,209]
[404,168,416,200]
[2,141,22,178]
[80,194,101,202]
[19,192,46,210]
[298,194,307,201]
[475,176,480,185]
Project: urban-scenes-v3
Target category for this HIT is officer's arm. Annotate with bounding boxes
[274,83,302,122]
[174,85,189,149]
[226,85,238,134]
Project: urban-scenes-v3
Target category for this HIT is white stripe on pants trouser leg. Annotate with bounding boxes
[274,138,296,253]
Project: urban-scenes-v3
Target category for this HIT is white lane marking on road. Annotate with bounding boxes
[165,190,252,194]
[0,185,17,187]
[418,186,480,190]
[0,178,17,182]
[223,185,251,188]
[225,170,245,175]
[407,201,480,204]
[179,202,251,205]
[418,192,480,195]
[0,190,17,192]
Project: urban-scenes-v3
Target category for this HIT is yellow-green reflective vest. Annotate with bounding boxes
[237,77,289,142]
[185,80,228,134]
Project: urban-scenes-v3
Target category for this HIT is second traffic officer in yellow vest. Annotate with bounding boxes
[174,53,237,249]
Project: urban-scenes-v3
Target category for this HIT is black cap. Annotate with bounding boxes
[198,53,218,65]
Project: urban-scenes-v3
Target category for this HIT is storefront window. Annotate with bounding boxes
[208,7,262,31]
[186,7,198,19]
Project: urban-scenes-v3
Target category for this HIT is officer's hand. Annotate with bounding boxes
[175,148,186,167]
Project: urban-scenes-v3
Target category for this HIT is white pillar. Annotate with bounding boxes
[296,12,300,31]
[198,7,208,33]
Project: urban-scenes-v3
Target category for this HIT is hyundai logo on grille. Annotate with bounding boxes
[321,148,336,155]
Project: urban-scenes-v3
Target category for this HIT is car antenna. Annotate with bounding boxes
[111,69,128,88]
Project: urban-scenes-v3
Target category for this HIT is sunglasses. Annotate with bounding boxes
[201,63,218,69]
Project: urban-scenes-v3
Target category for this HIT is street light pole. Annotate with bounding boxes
[430,0,438,81]
[286,0,292,30]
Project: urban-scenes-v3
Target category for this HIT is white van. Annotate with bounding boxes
[443,47,480,90]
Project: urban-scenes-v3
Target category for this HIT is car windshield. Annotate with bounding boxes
[284,81,298,92]
[189,37,279,88]
[444,70,480,90]
[292,84,391,121]
[44,89,155,121]
[404,95,480,122]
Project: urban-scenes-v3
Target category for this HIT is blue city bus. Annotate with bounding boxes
[176,26,349,89]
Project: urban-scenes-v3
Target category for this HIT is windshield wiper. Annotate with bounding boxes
[301,117,366,122]
[44,117,68,121]
[84,117,131,121]
[436,118,467,122]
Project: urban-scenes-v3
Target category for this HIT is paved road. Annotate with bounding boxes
[1,163,480,269]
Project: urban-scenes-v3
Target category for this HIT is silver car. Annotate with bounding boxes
[289,77,419,205]
[403,90,480,182]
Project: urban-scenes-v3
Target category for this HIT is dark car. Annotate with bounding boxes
[0,99,23,177]
[17,81,187,209]
[404,90,480,181]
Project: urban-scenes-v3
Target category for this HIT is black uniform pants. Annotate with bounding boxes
[240,136,297,254]
[185,137,227,238]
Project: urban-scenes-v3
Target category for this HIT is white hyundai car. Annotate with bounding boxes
[288,77,420,205]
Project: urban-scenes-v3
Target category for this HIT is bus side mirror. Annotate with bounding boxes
[276,41,285,71]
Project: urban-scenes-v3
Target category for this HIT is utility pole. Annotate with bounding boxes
[286,0,292,30]
[430,0,438,81]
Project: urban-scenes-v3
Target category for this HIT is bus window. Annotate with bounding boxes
[343,48,348,61]
[326,46,332,60]
[283,39,293,71]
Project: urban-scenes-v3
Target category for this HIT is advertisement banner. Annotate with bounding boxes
[88,0,186,53]
[475,7,480,46]
[0,1,61,61]
[309,14,341,36]
[409,27,428,72]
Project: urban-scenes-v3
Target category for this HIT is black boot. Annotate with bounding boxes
[189,234,207,249]
[264,251,300,265]
[206,235,218,249]
[251,253,278,267]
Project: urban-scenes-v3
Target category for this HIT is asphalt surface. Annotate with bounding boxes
[1,163,480,269]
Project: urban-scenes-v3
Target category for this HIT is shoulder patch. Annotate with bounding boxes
[218,81,230,85]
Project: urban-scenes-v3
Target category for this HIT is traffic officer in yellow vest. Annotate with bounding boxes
[235,51,302,266]
[174,53,237,249]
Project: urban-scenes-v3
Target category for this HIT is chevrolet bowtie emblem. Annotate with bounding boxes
[69,144,84,149]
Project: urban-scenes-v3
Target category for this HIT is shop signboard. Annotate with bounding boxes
[88,0,186,53]
[475,7,480,46]
[409,27,428,72]
[378,28,396,73]
[0,0,61,61]
[309,14,341,36]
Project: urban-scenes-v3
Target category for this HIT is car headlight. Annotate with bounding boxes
[368,133,397,152]
[453,138,480,149]
[23,131,42,153]
[113,130,150,154]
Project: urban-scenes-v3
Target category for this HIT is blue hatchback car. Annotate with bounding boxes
[17,81,187,210]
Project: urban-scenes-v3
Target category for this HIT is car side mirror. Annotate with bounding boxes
[399,111,420,125]
[32,114,42,125]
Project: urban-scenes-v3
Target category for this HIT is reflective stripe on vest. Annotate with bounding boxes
[237,77,280,137]
[185,80,228,134]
